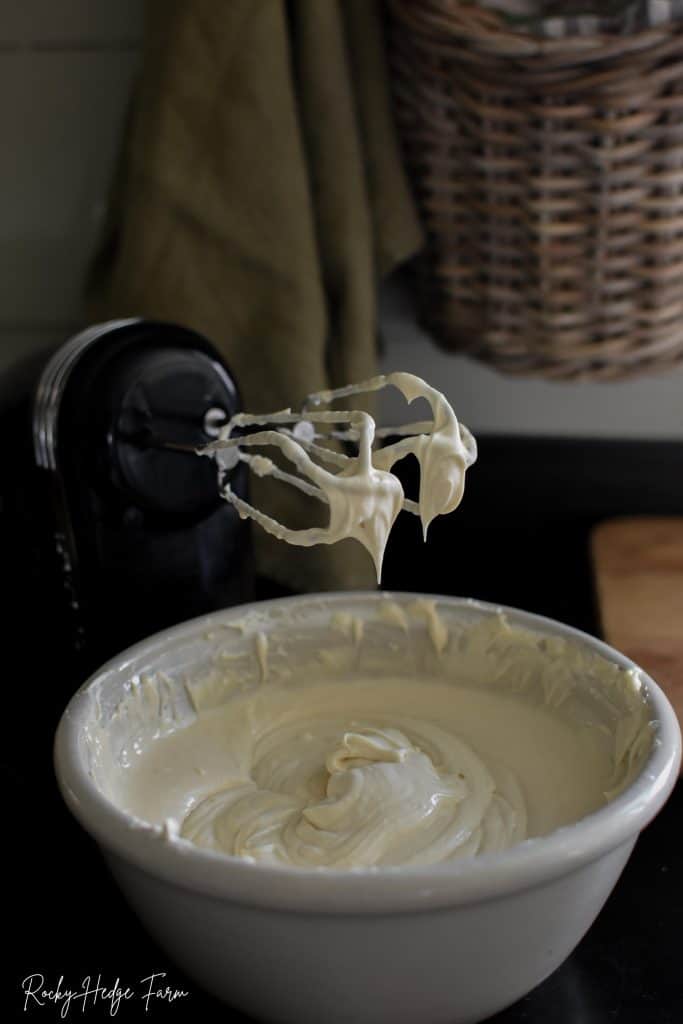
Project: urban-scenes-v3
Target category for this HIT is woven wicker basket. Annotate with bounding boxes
[388,0,683,379]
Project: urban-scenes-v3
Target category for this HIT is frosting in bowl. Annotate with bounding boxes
[97,599,652,870]
[142,683,530,868]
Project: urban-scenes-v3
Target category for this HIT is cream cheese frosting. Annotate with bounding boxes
[176,699,528,868]
[82,376,652,872]
[100,600,653,871]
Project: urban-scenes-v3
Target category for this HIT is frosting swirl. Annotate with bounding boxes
[180,714,527,868]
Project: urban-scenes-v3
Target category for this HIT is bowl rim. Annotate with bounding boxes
[54,591,682,914]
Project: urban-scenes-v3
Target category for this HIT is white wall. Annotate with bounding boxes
[380,280,683,439]
[0,0,142,400]
[2,0,681,437]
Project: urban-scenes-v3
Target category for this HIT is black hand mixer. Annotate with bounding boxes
[4,319,252,684]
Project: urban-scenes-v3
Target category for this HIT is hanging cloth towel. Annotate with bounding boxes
[87,0,422,593]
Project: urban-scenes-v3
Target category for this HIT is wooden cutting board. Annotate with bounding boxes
[591,516,683,761]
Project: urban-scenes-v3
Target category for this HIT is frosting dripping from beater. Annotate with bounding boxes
[201,372,476,579]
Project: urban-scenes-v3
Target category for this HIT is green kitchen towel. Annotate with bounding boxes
[88,0,422,593]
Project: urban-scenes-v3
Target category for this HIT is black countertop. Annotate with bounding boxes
[6,435,683,1022]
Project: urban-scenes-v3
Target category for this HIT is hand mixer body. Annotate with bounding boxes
[29,320,252,676]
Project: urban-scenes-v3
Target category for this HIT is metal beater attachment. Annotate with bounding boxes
[199,372,477,579]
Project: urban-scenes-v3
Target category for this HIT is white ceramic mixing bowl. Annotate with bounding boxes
[55,594,681,1024]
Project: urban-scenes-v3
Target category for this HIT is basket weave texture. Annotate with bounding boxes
[388,0,683,379]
